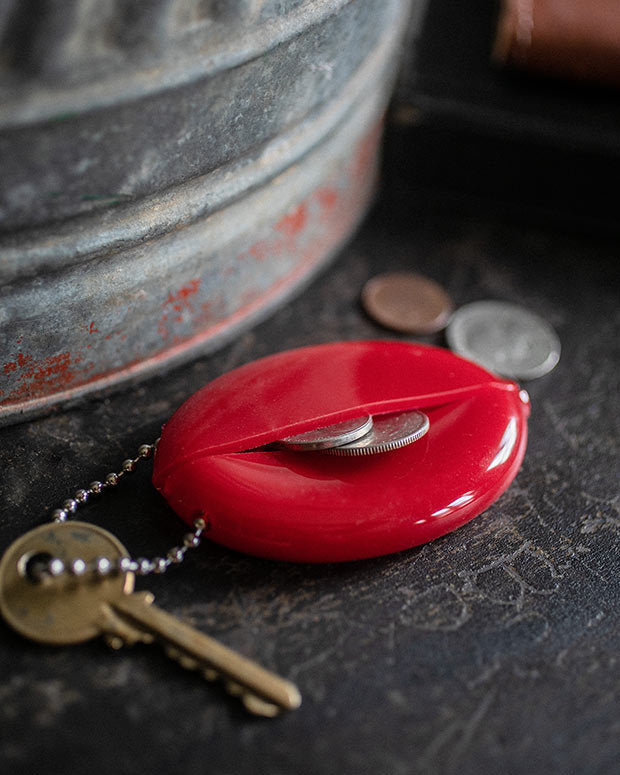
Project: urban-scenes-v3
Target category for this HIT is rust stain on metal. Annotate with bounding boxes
[0,0,413,425]
[0,123,379,413]
[275,203,309,238]
[159,279,203,340]
[1,352,88,403]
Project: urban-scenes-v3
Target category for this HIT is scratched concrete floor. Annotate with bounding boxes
[0,129,618,775]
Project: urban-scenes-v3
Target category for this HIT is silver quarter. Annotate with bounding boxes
[324,410,429,456]
[279,415,374,451]
[446,301,561,380]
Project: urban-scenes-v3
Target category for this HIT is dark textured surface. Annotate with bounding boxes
[1,126,619,774]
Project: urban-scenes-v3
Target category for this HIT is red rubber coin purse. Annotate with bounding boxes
[153,341,529,562]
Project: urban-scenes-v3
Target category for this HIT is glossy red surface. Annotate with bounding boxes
[153,341,529,562]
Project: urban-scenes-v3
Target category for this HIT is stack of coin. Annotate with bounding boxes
[279,416,374,451]
[276,411,430,456]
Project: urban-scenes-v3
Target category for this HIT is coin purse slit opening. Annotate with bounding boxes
[151,342,529,562]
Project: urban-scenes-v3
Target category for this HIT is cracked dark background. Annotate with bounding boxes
[1,5,620,773]
[1,143,618,773]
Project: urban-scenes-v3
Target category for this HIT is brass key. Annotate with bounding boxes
[0,522,301,717]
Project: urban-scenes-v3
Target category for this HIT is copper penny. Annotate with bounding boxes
[361,272,453,334]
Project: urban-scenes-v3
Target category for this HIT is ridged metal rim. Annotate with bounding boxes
[0,191,376,428]
[0,98,382,427]
[0,6,406,281]
[0,0,355,128]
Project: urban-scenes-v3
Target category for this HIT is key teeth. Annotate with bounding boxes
[105,633,125,651]
[202,667,219,682]
[164,642,219,679]
[178,654,200,671]
[107,592,301,715]
[170,653,290,717]
[133,590,155,605]
[164,651,282,717]
[241,692,281,718]
[165,645,199,671]
[225,680,243,697]
[100,603,155,647]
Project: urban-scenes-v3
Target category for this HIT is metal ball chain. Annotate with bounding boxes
[36,439,208,582]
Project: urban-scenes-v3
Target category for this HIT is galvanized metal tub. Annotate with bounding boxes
[0,0,414,425]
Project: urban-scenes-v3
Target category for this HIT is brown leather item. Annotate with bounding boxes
[493,0,620,88]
